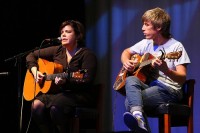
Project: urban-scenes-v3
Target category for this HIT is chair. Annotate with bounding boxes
[70,83,104,133]
[146,79,195,133]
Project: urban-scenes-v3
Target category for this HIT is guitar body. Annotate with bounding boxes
[113,53,155,95]
[133,53,156,84]
[23,58,63,101]
[112,67,127,95]
[113,54,141,95]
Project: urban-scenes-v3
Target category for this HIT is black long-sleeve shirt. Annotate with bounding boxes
[26,45,97,91]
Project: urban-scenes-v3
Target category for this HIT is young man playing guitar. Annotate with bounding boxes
[119,7,191,132]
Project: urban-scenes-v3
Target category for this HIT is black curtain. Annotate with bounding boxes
[0,1,85,133]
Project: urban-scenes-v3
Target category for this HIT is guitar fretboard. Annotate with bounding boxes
[45,73,68,81]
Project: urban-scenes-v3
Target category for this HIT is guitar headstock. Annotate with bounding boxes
[72,71,84,79]
[165,51,182,60]
[72,69,88,79]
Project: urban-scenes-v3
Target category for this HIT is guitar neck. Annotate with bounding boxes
[138,53,163,68]
[44,69,86,81]
[45,73,68,81]
[137,50,181,68]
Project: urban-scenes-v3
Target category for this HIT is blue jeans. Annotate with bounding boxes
[124,76,182,113]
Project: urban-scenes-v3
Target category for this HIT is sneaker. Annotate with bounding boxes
[123,112,148,133]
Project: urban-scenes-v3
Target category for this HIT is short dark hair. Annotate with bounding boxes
[59,20,85,47]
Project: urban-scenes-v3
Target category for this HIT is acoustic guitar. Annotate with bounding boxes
[23,58,86,101]
[113,51,182,95]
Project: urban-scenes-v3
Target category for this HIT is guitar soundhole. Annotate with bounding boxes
[38,73,46,88]
[43,73,47,80]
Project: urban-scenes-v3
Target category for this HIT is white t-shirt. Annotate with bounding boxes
[129,38,191,90]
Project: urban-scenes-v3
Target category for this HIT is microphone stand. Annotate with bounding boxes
[4,40,56,133]
[4,47,40,133]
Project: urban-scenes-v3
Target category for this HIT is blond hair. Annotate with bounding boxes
[142,7,171,38]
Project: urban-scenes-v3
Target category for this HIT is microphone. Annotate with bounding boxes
[44,37,62,44]
[0,72,10,76]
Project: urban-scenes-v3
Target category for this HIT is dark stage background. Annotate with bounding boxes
[0,1,85,133]
[1,0,200,133]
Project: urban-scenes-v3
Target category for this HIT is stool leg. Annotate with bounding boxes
[159,114,171,133]
[188,115,193,133]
